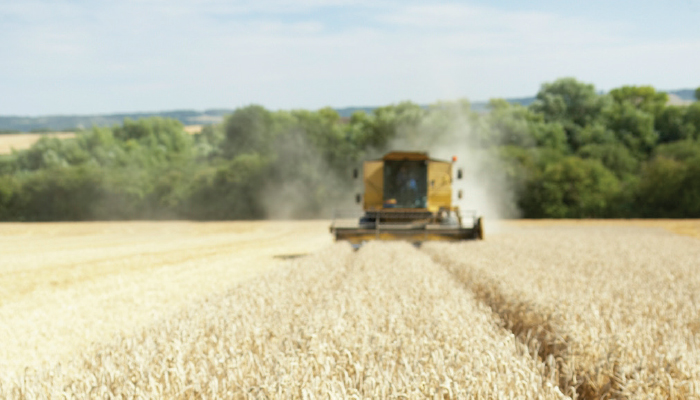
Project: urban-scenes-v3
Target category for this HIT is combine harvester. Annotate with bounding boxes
[330,151,483,247]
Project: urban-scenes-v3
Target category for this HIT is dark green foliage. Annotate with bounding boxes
[605,102,657,155]
[223,106,276,158]
[531,78,608,127]
[182,155,270,220]
[656,106,694,143]
[656,104,700,143]
[484,101,566,149]
[609,86,668,117]
[685,103,700,138]
[577,143,639,179]
[0,175,19,220]
[636,148,700,217]
[530,78,611,151]
[2,78,700,220]
[519,157,620,218]
[10,166,105,221]
[347,101,427,150]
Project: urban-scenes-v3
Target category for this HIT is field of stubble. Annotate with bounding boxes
[1,221,699,399]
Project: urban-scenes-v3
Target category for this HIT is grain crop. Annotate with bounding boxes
[0,126,203,154]
[0,221,331,377]
[0,241,564,399]
[425,226,700,398]
[0,132,76,154]
[3,220,699,398]
[507,219,700,240]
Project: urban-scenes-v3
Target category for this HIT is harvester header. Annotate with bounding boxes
[330,151,483,247]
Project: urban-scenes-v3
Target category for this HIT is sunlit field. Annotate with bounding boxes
[427,221,700,398]
[1,220,698,398]
[0,125,204,154]
[0,221,330,377]
[0,132,76,154]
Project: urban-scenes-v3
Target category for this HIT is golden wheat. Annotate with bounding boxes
[1,241,563,399]
[507,219,700,240]
[425,225,700,398]
[0,221,331,376]
[0,132,76,154]
[3,221,699,399]
[0,126,204,154]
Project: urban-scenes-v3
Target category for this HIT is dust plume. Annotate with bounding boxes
[258,102,520,225]
[384,102,520,231]
[259,126,359,220]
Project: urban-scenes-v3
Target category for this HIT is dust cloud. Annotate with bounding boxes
[260,130,359,220]
[384,104,519,232]
[259,103,519,228]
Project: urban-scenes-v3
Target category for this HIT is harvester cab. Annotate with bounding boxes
[330,151,483,247]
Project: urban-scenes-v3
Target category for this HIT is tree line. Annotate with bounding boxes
[0,78,699,221]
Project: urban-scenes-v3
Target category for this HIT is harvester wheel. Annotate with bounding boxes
[476,217,484,240]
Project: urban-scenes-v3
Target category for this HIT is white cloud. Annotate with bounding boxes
[0,1,698,115]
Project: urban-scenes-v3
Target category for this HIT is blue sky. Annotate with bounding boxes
[1,0,699,115]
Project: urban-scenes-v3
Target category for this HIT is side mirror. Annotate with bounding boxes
[353,168,359,179]
[457,169,463,180]
[355,193,361,204]
[457,189,463,199]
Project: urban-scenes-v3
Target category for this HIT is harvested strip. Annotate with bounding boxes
[425,227,700,399]
[2,242,564,398]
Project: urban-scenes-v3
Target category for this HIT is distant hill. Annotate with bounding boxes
[0,109,232,133]
[469,96,536,112]
[470,89,696,112]
[1,89,695,133]
[334,107,377,118]
[669,89,697,101]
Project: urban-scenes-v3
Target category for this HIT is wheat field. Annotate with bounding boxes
[0,133,76,154]
[0,221,331,378]
[426,223,700,398]
[1,220,699,398]
[0,126,205,154]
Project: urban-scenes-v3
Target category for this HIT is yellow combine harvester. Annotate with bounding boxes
[330,151,483,247]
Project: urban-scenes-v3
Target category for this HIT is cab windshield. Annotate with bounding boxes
[383,160,427,208]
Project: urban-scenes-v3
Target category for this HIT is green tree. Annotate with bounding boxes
[290,107,357,170]
[183,154,269,220]
[636,155,700,217]
[0,175,19,220]
[656,106,694,143]
[520,156,620,218]
[605,101,657,155]
[530,78,610,150]
[345,101,427,151]
[114,118,191,154]
[530,78,608,127]
[12,166,105,221]
[571,123,618,149]
[484,101,567,151]
[577,143,639,179]
[684,103,700,140]
[695,87,700,101]
[222,105,275,158]
[654,139,700,162]
[609,86,668,117]
[635,141,700,217]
